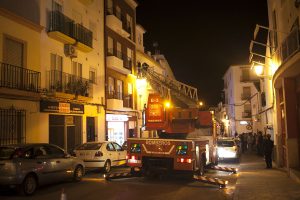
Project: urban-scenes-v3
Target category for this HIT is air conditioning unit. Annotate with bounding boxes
[64,44,77,58]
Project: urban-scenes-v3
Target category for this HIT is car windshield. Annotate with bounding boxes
[0,147,18,160]
[217,140,235,147]
[76,143,102,150]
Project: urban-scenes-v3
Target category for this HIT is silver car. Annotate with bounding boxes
[0,143,85,195]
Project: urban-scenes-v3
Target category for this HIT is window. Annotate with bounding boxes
[112,143,122,151]
[241,68,250,81]
[126,48,133,69]
[107,36,113,55]
[3,37,24,67]
[117,42,122,59]
[116,6,121,19]
[72,61,82,77]
[107,0,113,14]
[108,76,115,97]
[126,14,132,36]
[128,83,133,95]
[44,145,65,158]
[89,67,96,84]
[50,53,63,71]
[52,0,62,12]
[116,79,123,99]
[106,143,115,151]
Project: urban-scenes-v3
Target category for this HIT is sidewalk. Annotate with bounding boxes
[233,152,300,200]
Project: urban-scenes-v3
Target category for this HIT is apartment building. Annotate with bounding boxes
[252,0,300,177]
[223,65,259,136]
[0,0,105,153]
[104,0,138,145]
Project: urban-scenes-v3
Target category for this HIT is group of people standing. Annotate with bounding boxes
[237,131,274,169]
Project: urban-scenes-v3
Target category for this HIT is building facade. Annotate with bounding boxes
[0,0,106,153]
[223,65,259,136]
[104,0,138,145]
[252,0,300,178]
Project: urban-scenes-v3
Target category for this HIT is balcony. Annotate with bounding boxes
[273,28,300,66]
[106,12,130,38]
[48,11,76,44]
[240,75,259,82]
[242,111,252,118]
[0,62,40,99]
[241,93,251,100]
[106,91,123,110]
[48,11,93,52]
[74,24,93,52]
[47,70,92,101]
[106,49,131,75]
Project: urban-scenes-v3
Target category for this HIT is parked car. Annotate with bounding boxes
[73,141,126,173]
[0,143,85,195]
[217,138,240,162]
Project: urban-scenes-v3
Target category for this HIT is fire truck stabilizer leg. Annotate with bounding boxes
[193,175,228,188]
[209,165,238,174]
[104,172,133,180]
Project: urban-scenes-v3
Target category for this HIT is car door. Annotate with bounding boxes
[32,145,59,185]
[112,142,126,166]
[43,144,71,181]
[106,143,118,166]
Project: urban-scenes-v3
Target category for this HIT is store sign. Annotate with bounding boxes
[40,101,84,114]
[106,114,128,121]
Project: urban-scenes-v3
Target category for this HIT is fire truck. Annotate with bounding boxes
[126,64,218,176]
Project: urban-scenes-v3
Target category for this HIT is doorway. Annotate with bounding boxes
[86,117,96,142]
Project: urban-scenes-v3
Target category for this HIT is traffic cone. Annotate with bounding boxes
[61,188,67,200]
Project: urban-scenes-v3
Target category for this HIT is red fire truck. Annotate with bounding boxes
[126,94,217,176]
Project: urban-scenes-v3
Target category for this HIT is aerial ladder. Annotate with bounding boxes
[138,63,198,108]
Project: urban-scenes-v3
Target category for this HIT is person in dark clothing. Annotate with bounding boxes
[257,131,264,156]
[264,134,274,168]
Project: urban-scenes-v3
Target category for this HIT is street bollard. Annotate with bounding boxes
[60,188,67,200]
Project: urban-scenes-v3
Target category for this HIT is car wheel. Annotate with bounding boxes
[73,165,84,182]
[103,160,111,173]
[18,174,37,196]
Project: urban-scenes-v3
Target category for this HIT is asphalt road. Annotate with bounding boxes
[0,161,239,200]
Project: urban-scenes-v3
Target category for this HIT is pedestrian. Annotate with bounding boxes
[263,134,274,169]
[247,132,253,151]
[257,131,263,156]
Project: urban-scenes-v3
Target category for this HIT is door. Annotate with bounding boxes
[87,117,95,142]
[43,144,70,180]
[106,143,118,166]
[112,142,126,166]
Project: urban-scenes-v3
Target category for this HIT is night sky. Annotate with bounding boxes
[136,0,268,106]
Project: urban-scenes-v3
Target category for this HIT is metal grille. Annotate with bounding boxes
[0,107,26,145]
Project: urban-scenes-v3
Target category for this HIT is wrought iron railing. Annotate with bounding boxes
[49,10,74,38]
[241,93,251,100]
[0,62,40,92]
[272,27,300,66]
[74,23,93,48]
[0,106,26,145]
[107,91,123,100]
[47,70,92,97]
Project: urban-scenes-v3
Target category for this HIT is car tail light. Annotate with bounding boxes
[95,151,103,157]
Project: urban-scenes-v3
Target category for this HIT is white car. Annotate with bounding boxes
[73,142,126,173]
[217,138,239,162]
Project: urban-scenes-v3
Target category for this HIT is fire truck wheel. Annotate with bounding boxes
[103,160,111,173]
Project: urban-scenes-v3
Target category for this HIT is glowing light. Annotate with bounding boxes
[164,101,171,108]
[199,101,204,106]
[270,61,278,75]
[239,121,248,125]
[136,78,147,95]
[254,64,264,76]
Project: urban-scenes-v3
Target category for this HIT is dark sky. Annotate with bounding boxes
[136,0,268,106]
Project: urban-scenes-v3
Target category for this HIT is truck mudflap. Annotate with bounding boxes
[207,165,238,174]
[193,175,228,188]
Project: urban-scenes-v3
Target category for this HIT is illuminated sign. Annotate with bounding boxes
[106,114,128,121]
[40,101,84,114]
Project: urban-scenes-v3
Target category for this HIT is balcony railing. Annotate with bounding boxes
[242,111,252,118]
[49,10,74,38]
[47,70,92,97]
[123,94,133,108]
[107,91,123,100]
[0,62,40,92]
[74,23,93,48]
[273,27,300,66]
